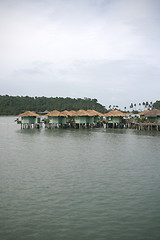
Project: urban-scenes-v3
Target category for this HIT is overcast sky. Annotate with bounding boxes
[0,0,160,109]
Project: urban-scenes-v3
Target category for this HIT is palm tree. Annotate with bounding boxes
[150,102,153,109]
[130,103,133,111]
[142,102,145,110]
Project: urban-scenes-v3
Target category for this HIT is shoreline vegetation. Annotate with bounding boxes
[0,95,160,116]
[0,95,106,115]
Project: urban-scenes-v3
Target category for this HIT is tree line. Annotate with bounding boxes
[108,101,160,113]
[127,101,160,112]
[0,95,159,115]
[0,95,107,115]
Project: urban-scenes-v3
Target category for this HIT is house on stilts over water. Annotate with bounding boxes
[45,110,68,128]
[44,109,104,128]
[86,110,104,127]
[139,110,150,119]
[144,109,160,123]
[18,111,41,129]
[60,110,76,127]
[104,110,127,128]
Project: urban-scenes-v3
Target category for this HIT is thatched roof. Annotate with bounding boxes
[144,109,160,117]
[87,110,104,117]
[46,110,60,117]
[99,113,104,117]
[104,110,126,117]
[139,110,150,116]
[76,109,89,116]
[59,112,68,117]
[46,110,68,117]
[61,110,70,115]
[19,111,41,118]
[68,110,77,116]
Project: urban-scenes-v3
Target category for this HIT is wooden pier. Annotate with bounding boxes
[131,122,160,131]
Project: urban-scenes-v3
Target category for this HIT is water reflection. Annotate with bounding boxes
[15,124,160,139]
[133,129,160,137]
[17,128,42,135]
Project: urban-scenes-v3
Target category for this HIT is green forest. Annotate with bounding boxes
[0,95,107,115]
[0,95,159,115]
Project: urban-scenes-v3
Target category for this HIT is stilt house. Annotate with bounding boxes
[139,110,150,118]
[46,110,60,124]
[104,110,126,124]
[87,110,104,124]
[45,110,68,127]
[75,110,89,125]
[19,111,41,124]
[144,109,160,123]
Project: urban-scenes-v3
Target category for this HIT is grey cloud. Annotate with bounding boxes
[0,0,160,108]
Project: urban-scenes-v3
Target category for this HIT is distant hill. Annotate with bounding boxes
[0,95,107,115]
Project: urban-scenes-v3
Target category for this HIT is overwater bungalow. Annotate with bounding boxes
[68,111,77,121]
[45,110,68,128]
[45,109,104,128]
[18,111,41,128]
[139,110,150,118]
[144,109,160,123]
[58,112,68,125]
[61,110,71,123]
[96,112,104,122]
[73,109,104,128]
[104,110,126,128]
[74,110,89,127]
[45,110,60,125]
[131,109,160,131]
[86,110,95,125]
[61,110,76,126]
[86,110,104,126]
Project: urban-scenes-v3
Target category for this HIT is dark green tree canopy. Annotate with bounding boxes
[0,95,106,115]
[153,100,160,110]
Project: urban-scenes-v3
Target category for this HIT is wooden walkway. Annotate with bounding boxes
[131,122,160,131]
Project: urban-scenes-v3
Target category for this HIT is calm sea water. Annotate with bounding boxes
[0,117,160,240]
